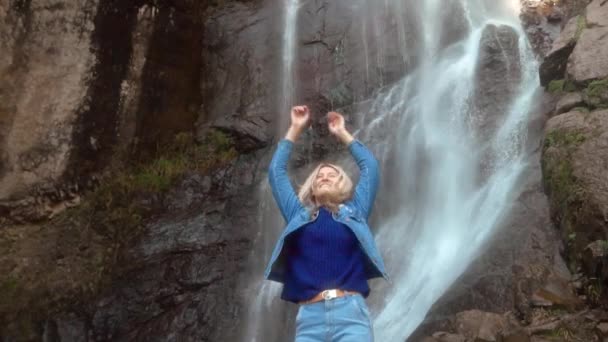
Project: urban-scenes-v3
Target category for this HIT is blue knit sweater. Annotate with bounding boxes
[281,207,370,303]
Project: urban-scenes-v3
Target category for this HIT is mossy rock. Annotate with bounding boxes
[575,15,587,41]
[542,129,589,268]
[547,79,578,93]
[0,130,240,338]
[582,78,608,109]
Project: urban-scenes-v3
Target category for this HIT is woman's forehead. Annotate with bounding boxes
[318,165,339,173]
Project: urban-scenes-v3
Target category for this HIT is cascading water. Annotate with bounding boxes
[241,0,539,341]
[240,1,301,341]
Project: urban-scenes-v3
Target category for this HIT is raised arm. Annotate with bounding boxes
[327,112,379,219]
[267,106,310,222]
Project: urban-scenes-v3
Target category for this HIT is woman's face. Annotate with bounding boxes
[313,166,340,196]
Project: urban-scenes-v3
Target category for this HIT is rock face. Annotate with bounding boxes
[520,0,591,58]
[566,26,608,83]
[474,24,522,142]
[538,15,581,86]
[555,92,585,114]
[86,154,266,342]
[0,0,213,225]
[0,0,100,222]
[542,108,608,263]
[538,0,608,86]
[535,0,608,334]
[415,0,608,340]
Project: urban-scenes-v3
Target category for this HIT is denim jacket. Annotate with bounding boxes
[264,139,389,283]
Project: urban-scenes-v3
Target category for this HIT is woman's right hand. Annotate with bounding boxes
[285,105,311,142]
[291,105,311,131]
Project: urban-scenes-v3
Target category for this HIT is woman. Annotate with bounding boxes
[265,105,389,341]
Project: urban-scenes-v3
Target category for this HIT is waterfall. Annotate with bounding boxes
[240,1,301,341]
[241,0,539,340]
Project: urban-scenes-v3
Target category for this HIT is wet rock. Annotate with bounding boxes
[453,310,510,341]
[520,0,567,57]
[566,26,608,83]
[555,92,585,114]
[530,272,583,310]
[586,0,608,27]
[538,15,580,85]
[502,330,531,342]
[582,240,608,283]
[200,1,283,138]
[208,114,271,152]
[0,0,99,216]
[542,109,608,267]
[420,336,439,342]
[474,24,522,139]
[431,331,466,342]
[410,100,562,339]
[597,322,608,336]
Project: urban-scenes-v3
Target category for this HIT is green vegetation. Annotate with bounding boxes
[599,240,608,253]
[564,80,577,92]
[0,276,20,311]
[586,278,603,306]
[67,130,237,247]
[547,79,577,94]
[0,129,238,334]
[548,80,566,93]
[542,129,588,271]
[575,15,587,41]
[583,78,608,109]
[544,130,586,149]
[571,106,590,113]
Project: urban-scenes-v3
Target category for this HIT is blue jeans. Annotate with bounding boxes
[295,294,374,342]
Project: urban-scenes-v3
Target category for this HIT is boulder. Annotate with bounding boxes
[542,109,608,265]
[583,79,608,109]
[597,322,608,336]
[207,114,271,153]
[582,240,608,282]
[586,0,608,27]
[566,27,608,83]
[453,310,508,341]
[474,24,522,138]
[555,92,585,114]
[529,272,583,310]
[538,15,581,85]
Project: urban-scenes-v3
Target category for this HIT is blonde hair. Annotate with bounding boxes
[298,163,353,212]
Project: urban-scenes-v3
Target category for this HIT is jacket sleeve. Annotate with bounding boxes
[348,140,380,219]
[268,139,304,222]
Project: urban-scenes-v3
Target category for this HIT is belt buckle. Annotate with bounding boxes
[322,289,338,300]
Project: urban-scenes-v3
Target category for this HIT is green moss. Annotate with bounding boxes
[543,325,576,341]
[548,80,565,93]
[575,15,587,41]
[583,78,608,109]
[547,79,579,93]
[563,80,578,92]
[52,130,238,278]
[542,129,588,270]
[585,277,605,306]
[76,130,236,240]
[572,106,590,113]
[544,130,586,149]
[599,240,608,253]
[0,276,20,310]
[0,130,240,333]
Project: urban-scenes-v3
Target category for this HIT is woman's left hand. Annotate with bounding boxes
[327,112,354,144]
